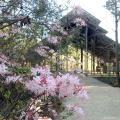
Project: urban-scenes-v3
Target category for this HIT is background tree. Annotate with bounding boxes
[105,0,120,86]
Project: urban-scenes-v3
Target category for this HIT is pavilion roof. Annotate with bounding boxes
[62,7,120,62]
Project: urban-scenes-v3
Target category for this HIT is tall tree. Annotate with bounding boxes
[105,0,120,86]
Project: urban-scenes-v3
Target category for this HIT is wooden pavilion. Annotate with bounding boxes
[61,7,120,75]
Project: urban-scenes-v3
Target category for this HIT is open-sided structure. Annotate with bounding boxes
[61,7,120,75]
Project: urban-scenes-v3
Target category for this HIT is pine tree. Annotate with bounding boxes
[105,0,120,86]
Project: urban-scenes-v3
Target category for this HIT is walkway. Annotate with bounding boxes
[62,74,120,120]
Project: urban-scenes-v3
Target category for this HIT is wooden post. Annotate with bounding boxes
[81,47,83,71]
[85,25,88,74]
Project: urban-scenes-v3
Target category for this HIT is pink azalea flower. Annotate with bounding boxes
[25,80,46,95]
[0,63,8,74]
[46,75,56,91]
[0,53,8,63]
[6,75,22,84]
[35,47,48,57]
[24,110,40,120]
[73,105,84,116]
[47,36,59,44]
[66,104,84,116]
[26,66,57,96]
[77,87,89,100]
[0,32,9,38]
[50,23,68,36]
[73,17,86,27]
[49,49,55,54]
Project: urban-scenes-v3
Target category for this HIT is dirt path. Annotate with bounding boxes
[61,74,120,120]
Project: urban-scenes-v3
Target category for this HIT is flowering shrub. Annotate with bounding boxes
[73,17,86,27]
[0,4,88,119]
[0,54,88,120]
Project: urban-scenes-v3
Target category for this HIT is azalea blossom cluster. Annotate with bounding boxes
[22,66,88,119]
[0,61,22,85]
[50,22,68,36]
[47,14,86,47]
[24,65,88,117]
[20,111,52,120]
[66,104,84,116]
[45,22,67,46]
[47,36,61,45]
[49,49,55,54]
[0,53,17,76]
[25,66,56,96]
[35,46,49,57]
[0,53,8,63]
[0,32,9,38]
[0,60,88,102]
[0,53,88,119]
[35,45,55,57]
[19,99,54,120]
[10,27,20,34]
[6,74,22,84]
[56,73,88,99]
[0,23,20,38]
[0,54,9,75]
[73,17,86,27]
[0,62,8,75]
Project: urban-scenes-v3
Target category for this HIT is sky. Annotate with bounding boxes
[56,0,120,42]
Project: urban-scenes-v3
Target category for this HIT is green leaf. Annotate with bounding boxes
[4,91,11,99]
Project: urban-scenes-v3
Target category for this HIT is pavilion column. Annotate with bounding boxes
[66,46,68,72]
[90,38,94,74]
[56,50,59,72]
[92,37,95,74]
[81,47,83,71]
[85,25,88,74]
[107,50,111,76]
[91,38,95,74]
[56,45,61,73]
[90,39,93,74]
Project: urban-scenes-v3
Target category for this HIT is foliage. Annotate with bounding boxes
[9,66,31,75]
[0,0,64,62]
[105,0,120,18]
[0,82,31,119]
[105,0,120,85]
